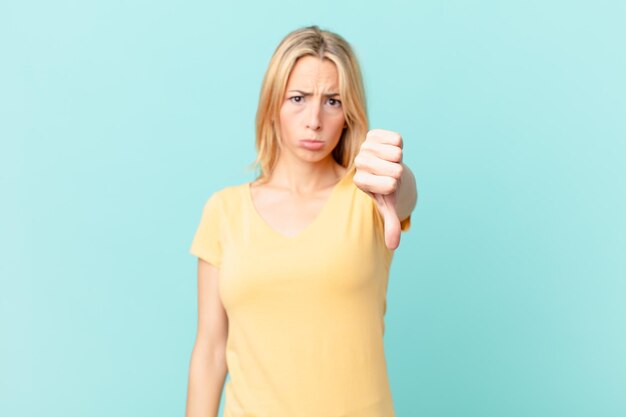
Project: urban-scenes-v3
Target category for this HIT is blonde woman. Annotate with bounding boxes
[186,25,417,417]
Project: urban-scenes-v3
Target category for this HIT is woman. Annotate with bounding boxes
[186,25,417,417]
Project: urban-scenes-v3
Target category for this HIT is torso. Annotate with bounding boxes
[249,166,348,238]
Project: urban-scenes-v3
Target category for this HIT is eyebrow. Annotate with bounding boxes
[287,90,340,97]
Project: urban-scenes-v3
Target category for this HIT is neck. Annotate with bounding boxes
[268,157,344,194]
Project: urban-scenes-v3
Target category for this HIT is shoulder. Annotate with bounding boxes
[202,181,248,211]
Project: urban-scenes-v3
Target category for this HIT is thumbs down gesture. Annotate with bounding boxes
[353,129,414,250]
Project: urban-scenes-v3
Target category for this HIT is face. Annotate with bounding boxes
[278,55,346,165]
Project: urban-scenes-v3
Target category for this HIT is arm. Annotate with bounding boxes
[395,161,418,223]
[185,259,229,417]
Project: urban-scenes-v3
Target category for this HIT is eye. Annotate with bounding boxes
[327,97,342,107]
[289,95,304,103]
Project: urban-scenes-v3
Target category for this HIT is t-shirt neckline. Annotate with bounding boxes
[246,168,353,240]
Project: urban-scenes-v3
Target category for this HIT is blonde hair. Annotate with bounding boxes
[246,25,368,184]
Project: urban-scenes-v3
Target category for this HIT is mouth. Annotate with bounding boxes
[299,139,325,150]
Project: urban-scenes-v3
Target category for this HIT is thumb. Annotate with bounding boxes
[374,191,401,250]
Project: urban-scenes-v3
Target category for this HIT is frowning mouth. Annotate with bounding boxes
[300,140,325,150]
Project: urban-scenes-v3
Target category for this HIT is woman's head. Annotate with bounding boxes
[250,25,368,183]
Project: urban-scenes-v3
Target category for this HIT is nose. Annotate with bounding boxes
[306,100,322,131]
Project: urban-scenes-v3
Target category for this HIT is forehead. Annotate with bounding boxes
[286,55,339,90]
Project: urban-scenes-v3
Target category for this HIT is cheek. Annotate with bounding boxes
[327,112,345,132]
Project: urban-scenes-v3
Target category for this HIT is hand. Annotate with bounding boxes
[353,129,404,250]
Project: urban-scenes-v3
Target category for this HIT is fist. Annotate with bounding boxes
[353,129,404,250]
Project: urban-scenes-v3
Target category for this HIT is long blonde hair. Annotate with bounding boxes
[247,25,369,184]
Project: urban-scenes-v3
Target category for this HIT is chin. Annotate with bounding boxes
[296,148,332,161]
[300,153,330,162]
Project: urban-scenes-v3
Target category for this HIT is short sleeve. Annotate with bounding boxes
[400,214,411,232]
[189,192,223,267]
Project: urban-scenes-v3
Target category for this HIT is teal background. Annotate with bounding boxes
[2,0,625,416]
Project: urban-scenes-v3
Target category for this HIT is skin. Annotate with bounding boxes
[185,259,227,417]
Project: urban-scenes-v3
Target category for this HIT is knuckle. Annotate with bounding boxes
[396,163,404,179]
[392,148,403,162]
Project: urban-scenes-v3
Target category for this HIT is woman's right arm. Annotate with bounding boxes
[185,259,229,417]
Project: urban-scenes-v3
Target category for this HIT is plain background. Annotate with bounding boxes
[2,0,625,416]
